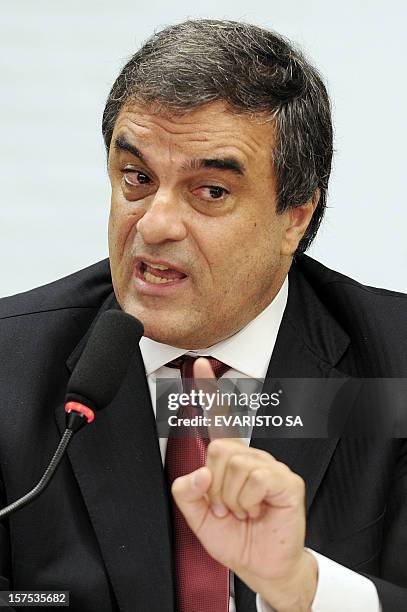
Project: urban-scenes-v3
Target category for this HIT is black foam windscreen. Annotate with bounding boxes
[65,310,144,411]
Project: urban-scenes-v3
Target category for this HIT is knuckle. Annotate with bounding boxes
[255,449,275,463]
[228,454,247,472]
[171,478,182,496]
[275,460,291,475]
[249,468,267,487]
[292,473,305,493]
[207,438,226,459]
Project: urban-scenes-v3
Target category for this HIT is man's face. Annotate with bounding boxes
[108,101,294,348]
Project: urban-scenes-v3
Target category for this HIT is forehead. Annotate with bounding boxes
[110,101,275,163]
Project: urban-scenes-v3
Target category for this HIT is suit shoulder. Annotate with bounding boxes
[297,254,407,301]
[0,259,113,320]
[296,254,407,338]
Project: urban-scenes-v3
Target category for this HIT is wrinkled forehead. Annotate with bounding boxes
[109,100,276,168]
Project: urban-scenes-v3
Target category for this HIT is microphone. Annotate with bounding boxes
[0,309,144,520]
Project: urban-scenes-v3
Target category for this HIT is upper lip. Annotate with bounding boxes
[135,256,188,276]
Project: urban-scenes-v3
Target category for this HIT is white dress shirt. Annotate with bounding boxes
[139,277,381,611]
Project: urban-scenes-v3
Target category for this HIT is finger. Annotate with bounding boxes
[246,501,265,520]
[192,358,220,426]
[238,467,271,514]
[222,455,274,520]
[238,464,305,512]
[193,357,216,380]
[206,438,247,516]
[172,466,212,534]
[206,440,275,513]
[193,357,240,440]
[220,453,257,519]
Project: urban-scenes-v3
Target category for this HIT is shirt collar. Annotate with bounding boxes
[139,276,288,379]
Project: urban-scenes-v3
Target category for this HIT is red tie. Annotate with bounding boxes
[165,355,230,612]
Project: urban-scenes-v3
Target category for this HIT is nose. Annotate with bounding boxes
[136,189,187,244]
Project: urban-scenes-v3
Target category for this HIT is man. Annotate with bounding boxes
[0,18,406,612]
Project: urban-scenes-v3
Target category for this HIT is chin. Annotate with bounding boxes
[143,323,203,349]
[119,296,204,348]
[144,330,186,348]
[129,313,184,347]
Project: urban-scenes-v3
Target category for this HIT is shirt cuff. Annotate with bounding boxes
[255,549,381,612]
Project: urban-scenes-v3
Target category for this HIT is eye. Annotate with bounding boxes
[193,185,229,201]
[124,170,152,186]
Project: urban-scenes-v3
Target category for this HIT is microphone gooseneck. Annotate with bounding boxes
[0,309,144,520]
[0,430,73,520]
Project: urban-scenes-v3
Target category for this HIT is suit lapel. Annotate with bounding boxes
[252,263,351,509]
[55,294,175,612]
[235,263,351,611]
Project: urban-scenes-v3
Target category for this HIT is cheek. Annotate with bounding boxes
[198,225,252,289]
[108,200,145,260]
[211,219,280,286]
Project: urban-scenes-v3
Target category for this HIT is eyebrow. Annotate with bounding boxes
[114,136,146,163]
[113,135,245,176]
[183,157,245,176]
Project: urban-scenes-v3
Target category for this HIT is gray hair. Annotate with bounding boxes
[102,19,333,253]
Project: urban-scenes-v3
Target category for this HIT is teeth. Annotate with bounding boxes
[146,262,169,270]
[144,271,172,284]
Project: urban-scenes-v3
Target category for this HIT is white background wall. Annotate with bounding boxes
[1,0,406,297]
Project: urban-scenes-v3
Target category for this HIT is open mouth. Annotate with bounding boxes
[136,261,188,285]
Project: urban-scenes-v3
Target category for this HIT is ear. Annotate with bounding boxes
[280,189,320,257]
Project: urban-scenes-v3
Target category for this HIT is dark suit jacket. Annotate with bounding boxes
[0,255,406,611]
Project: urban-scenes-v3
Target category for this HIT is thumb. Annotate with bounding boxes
[172,466,212,532]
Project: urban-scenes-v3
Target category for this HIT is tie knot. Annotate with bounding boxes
[165,354,229,381]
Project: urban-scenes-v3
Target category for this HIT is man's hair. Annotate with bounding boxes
[102,19,333,253]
